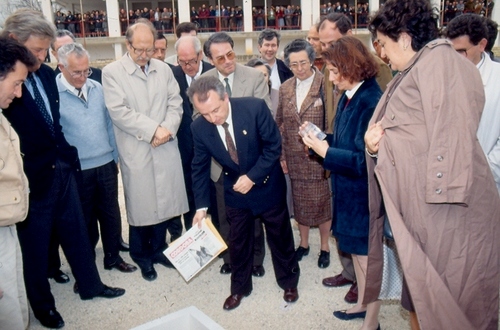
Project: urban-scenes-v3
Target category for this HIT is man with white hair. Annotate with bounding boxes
[102,19,188,282]
[56,43,137,274]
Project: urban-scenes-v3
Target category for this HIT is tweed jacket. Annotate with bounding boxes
[275,68,326,181]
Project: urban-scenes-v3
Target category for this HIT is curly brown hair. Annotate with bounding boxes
[321,36,378,83]
[368,0,439,52]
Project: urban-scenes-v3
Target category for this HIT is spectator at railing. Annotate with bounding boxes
[199,4,209,32]
[55,11,65,29]
[277,6,285,29]
[268,6,276,28]
[221,5,229,30]
[66,11,76,34]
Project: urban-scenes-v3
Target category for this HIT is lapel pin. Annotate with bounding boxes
[242,130,247,135]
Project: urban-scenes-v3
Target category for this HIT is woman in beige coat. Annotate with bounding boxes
[364,1,500,329]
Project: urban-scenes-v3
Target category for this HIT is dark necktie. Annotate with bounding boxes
[224,77,232,97]
[222,122,238,165]
[27,73,54,136]
[141,66,146,74]
[76,88,86,101]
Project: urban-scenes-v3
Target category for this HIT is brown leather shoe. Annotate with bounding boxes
[283,288,299,303]
[104,261,138,273]
[223,293,248,310]
[344,282,358,304]
[322,273,354,287]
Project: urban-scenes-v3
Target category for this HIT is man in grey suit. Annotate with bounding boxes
[201,32,271,277]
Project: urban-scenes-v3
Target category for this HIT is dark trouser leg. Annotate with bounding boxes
[129,224,153,270]
[215,175,231,264]
[46,234,62,278]
[253,219,265,266]
[17,198,57,316]
[182,164,195,231]
[150,220,169,262]
[54,163,104,299]
[260,201,300,290]
[166,216,183,242]
[92,162,122,266]
[225,206,254,296]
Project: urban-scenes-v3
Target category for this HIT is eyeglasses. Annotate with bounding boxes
[289,60,311,70]
[178,57,199,67]
[214,51,235,65]
[129,43,156,56]
[66,67,93,78]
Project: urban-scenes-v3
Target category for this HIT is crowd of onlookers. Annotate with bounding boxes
[53,0,496,37]
[54,10,108,38]
[443,0,495,24]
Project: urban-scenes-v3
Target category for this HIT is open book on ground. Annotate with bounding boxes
[163,218,227,282]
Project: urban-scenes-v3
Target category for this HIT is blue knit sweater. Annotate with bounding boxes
[56,75,118,171]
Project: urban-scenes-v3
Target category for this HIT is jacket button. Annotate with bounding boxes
[437,155,443,161]
[436,172,443,178]
[224,172,228,175]
[52,165,56,169]
[435,188,442,194]
[391,160,395,166]
[391,114,395,120]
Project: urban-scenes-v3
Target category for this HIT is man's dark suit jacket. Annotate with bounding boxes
[276,58,293,83]
[191,97,286,215]
[54,66,102,84]
[3,64,80,198]
[172,61,214,168]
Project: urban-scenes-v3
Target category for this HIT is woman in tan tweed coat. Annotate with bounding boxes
[276,39,332,268]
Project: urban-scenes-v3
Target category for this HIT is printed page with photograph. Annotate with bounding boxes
[164,218,227,282]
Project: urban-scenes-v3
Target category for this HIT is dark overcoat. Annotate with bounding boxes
[324,77,381,249]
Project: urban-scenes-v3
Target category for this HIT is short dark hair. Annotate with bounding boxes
[175,22,198,39]
[283,39,316,67]
[319,13,352,35]
[203,32,234,59]
[258,29,281,46]
[156,31,167,44]
[485,17,499,59]
[445,14,489,45]
[186,75,225,105]
[0,37,38,80]
[321,36,378,83]
[369,0,439,52]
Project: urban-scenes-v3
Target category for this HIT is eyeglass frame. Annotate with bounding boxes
[177,55,199,67]
[213,51,236,65]
[129,43,156,56]
[64,67,93,78]
[289,60,311,70]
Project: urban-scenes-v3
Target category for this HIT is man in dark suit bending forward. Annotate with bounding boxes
[188,76,299,311]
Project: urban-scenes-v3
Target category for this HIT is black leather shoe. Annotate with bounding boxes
[333,310,366,320]
[119,238,129,252]
[252,265,265,277]
[104,261,138,273]
[220,263,232,274]
[155,256,175,269]
[93,285,125,299]
[318,250,330,268]
[141,267,157,281]
[295,246,310,261]
[49,270,70,284]
[283,287,299,302]
[36,309,65,329]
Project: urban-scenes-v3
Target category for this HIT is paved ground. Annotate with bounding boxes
[26,177,411,330]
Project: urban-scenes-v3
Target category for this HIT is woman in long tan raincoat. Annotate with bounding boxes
[364,1,500,329]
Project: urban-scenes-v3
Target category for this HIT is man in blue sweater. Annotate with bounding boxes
[56,43,137,274]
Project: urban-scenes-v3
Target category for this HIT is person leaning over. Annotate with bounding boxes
[0,37,37,330]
